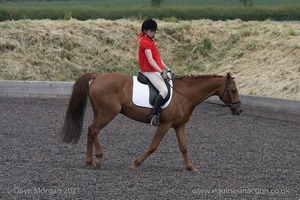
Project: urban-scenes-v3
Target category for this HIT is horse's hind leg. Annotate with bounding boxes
[93,132,103,166]
[86,111,118,168]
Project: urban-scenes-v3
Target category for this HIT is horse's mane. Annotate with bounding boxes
[173,74,223,80]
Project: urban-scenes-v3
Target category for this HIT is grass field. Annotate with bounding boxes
[1,0,299,22]
[0,0,299,7]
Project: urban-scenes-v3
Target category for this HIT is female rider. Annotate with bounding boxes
[136,19,171,126]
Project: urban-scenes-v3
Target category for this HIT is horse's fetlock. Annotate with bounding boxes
[134,160,140,166]
[148,147,157,154]
[86,159,93,166]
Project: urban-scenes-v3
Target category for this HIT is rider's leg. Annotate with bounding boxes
[143,72,168,126]
[149,94,164,126]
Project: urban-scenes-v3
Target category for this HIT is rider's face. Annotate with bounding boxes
[144,29,156,38]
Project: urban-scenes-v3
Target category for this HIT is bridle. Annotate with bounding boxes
[220,79,241,110]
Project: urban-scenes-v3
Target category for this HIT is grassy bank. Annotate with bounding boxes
[0,19,299,100]
[1,0,300,7]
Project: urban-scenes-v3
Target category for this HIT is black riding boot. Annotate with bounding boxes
[150,94,164,126]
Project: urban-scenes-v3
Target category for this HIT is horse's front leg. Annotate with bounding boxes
[175,124,198,172]
[130,124,170,170]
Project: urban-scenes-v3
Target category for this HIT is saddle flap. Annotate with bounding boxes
[137,71,148,84]
[132,75,173,109]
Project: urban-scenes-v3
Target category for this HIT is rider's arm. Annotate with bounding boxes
[144,49,163,72]
[161,60,170,72]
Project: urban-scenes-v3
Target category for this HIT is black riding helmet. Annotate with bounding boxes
[141,19,158,31]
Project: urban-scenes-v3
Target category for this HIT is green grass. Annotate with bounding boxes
[1,5,300,21]
[0,0,299,21]
[0,0,299,8]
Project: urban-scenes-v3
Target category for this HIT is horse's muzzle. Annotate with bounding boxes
[231,105,242,115]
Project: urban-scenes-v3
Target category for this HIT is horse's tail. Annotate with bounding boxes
[60,73,97,143]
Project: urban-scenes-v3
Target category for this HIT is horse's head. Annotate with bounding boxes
[218,73,242,115]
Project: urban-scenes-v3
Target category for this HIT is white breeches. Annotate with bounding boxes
[143,72,168,99]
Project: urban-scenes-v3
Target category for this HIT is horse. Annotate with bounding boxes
[60,72,242,172]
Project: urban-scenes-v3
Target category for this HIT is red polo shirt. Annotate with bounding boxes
[138,36,163,72]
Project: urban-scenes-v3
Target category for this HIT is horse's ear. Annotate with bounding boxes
[227,72,235,80]
[226,72,231,79]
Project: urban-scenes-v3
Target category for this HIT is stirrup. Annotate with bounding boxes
[150,115,159,126]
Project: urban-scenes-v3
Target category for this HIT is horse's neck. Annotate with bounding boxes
[176,76,224,104]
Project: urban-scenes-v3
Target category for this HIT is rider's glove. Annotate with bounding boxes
[166,68,174,78]
[161,72,169,81]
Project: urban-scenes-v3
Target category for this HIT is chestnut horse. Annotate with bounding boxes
[60,72,242,172]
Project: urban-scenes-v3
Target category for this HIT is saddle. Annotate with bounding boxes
[137,72,171,105]
[132,72,173,109]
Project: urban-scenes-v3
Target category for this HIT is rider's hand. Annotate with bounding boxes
[161,72,169,81]
[167,69,174,78]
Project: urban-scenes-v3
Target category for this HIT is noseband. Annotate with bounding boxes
[221,79,241,110]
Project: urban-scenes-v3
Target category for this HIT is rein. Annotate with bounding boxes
[166,79,189,98]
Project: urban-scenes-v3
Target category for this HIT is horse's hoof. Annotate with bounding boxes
[86,160,93,166]
[86,162,96,169]
[187,166,199,173]
[190,167,199,173]
[129,164,137,170]
[87,159,102,169]
[94,158,102,167]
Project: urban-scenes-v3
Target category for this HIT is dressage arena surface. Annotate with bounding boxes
[1,97,299,199]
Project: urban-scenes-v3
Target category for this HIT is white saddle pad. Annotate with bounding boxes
[132,76,173,109]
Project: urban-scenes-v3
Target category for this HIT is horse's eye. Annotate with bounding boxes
[232,90,237,94]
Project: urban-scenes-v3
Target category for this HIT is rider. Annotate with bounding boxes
[136,19,171,126]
